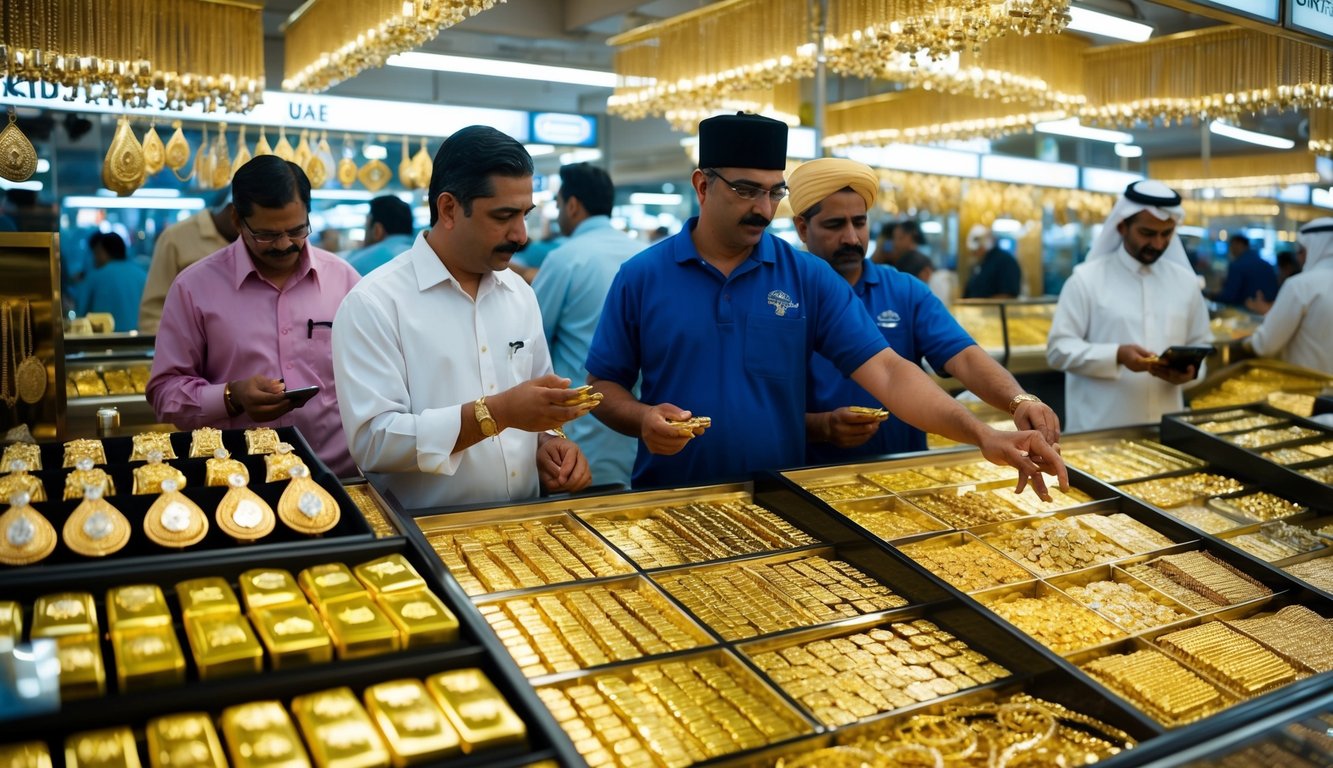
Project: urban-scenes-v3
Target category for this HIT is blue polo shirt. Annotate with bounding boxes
[807,260,975,464]
[1215,251,1277,306]
[586,218,887,488]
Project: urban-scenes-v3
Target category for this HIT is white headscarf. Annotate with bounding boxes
[1297,217,1333,271]
[1088,180,1190,269]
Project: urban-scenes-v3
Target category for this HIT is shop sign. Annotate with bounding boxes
[531,113,597,147]
[1288,0,1333,37]
[1192,0,1280,22]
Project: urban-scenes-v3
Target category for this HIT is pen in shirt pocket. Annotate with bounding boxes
[508,340,525,358]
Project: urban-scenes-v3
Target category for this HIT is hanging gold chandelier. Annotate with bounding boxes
[662,81,804,134]
[1311,109,1333,155]
[283,0,505,93]
[1082,26,1333,127]
[0,0,264,113]
[607,0,815,122]
[1151,152,1322,191]
[826,89,1067,148]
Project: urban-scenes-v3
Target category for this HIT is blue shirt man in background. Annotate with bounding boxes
[585,113,1067,497]
[85,232,147,332]
[1213,233,1277,307]
[345,195,416,276]
[533,163,643,487]
[786,158,1060,465]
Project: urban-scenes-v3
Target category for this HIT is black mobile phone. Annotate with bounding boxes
[1157,345,1213,372]
[283,385,320,407]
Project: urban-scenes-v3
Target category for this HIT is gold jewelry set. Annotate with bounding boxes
[0,298,47,409]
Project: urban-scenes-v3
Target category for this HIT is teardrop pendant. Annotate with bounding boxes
[215,473,274,542]
[63,484,131,557]
[143,479,208,548]
[0,109,39,182]
[102,116,146,196]
[277,465,340,535]
[142,122,165,175]
[0,491,57,565]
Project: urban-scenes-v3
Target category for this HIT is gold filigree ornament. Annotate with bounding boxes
[165,121,193,181]
[206,449,249,487]
[398,135,416,188]
[0,108,39,182]
[233,125,252,175]
[337,134,358,188]
[215,473,275,542]
[193,130,215,190]
[143,478,208,548]
[255,126,273,157]
[274,126,295,162]
[132,452,187,495]
[0,442,41,472]
[63,483,131,557]
[294,130,312,168]
[211,123,232,189]
[14,300,46,405]
[304,132,329,188]
[277,464,339,535]
[0,460,44,503]
[64,457,114,500]
[189,427,224,459]
[358,157,391,192]
[263,443,306,483]
[0,491,56,565]
[412,137,433,190]
[102,116,146,197]
[142,122,166,175]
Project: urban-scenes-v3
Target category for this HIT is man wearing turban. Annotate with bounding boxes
[586,113,1067,498]
[787,158,1060,462]
[1047,180,1212,431]
[1241,218,1333,374]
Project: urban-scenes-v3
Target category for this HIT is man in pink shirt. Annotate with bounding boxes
[147,155,360,476]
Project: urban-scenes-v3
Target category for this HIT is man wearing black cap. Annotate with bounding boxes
[586,113,1067,497]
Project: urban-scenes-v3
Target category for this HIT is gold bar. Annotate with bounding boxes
[145,713,227,768]
[0,600,22,643]
[106,585,173,632]
[55,636,106,700]
[65,727,140,768]
[352,555,427,597]
[219,701,312,768]
[251,604,333,669]
[376,591,459,648]
[290,687,391,768]
[299,563,369,612]
[113,626,186,693]
[323,596,400,660]
[362,680,462,766]
[239,569,307,613]
[183,614,263,680]
[0,742,51,768]
[425,670,527,752]
[176,578,242,620]
[32,593,98,639]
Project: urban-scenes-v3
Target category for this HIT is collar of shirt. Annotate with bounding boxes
[195,208,223,241]
[1115,245,1155,277]
[407,231,521,296]
[569,215,615,238]
[854,258,883,293]
[225,238,317,290]
[669,216,777,267]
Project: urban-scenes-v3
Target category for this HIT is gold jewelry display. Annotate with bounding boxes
[63,484,131,557]
[215,473,275,542]
[0,491,56,565]
[190,427,225,459]
[254,126,273,157]
[165,121,192,179]
[277,464,339,535]
[0,461,44,503]
[206,449,249,487]
[273,127,294,162]
[211,122,232,189]
[133,452,188,495]
[0,109,38,182]
[398,135,417,189]
[64,458,115,500]
[63,439,107,468]
[232,125,252,174]
[1151,152,1320,193]
[263,443,307,483]
[102,116,147,197]
[0,301,14,410]
[1,443,40,472]
[141,122,166,175]
[336,134,357,188]
[293,130,313,169]
[357,157,391,192]
[245,428,281,456]
[143,478,208,548]
[411,137,432,191]
[14,300,45,405]
[193,130,215,190]
[304,131,329,188]
[130,432,177,462]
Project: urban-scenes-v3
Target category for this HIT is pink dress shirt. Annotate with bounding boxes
[147,239,361,477]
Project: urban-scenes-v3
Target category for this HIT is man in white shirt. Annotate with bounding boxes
[332,126,592,509]
[1243,218,1333,375]
[1048,180,1212,432]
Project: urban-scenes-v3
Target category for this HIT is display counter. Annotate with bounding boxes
[949,298,1056,376]
[62,332,163,438]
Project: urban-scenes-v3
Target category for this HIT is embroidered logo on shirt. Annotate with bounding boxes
[876,309,901,329]
[766,290,799,316]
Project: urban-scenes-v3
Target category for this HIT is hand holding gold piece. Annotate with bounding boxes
[561,384,604,409]
[665,416,711,434]
[848,405,890,421]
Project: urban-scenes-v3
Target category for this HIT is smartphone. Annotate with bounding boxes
[283,385,320,407]
[1157,345,1213,372]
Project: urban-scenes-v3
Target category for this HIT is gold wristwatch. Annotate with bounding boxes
[1007,393,1042,414]
[474,397,498,437]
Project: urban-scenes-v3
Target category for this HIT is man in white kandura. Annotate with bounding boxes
[1242,218,1333,375]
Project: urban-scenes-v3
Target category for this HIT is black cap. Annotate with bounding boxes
[698,112,788,170]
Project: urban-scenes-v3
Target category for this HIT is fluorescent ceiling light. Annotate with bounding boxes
[388,52,617,88]
[1034,118,1133,144]
[0,179,42,191]
[628,193,683,206]
[97,187,180,198]
[525,144,556,157]
[1208,120,1296,149]
[1114,143,1143,158]
[560,148,602,165]
[311,189,376,201]
[992,218,1023,234]
[65,195,205,210]
[362,144,388,160]
[920,221,944,235]
[1176,225,1208,238]
[1067,6,1153,42]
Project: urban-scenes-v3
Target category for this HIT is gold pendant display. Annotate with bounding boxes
[244,428,280,455]
[255,126,273,157]
[412,137,433,191]
[190,427,224,459]
[133,453,188,495]
[63,439,107,467]
[305,135,329,188]
[206,449,249,487]
[0,109,38,182]
[263,443,307,483]
[143,479,208,548]
[211,123,232,189]
[0,464,44,503]
[274,127,294,162]
[233,125,252,174]
[358,158,391,192]
[142,122,165,175]
[294,130,313,168]
[337,134,357,188]
[63,484,131,557]
[215,473,275,542]
[398,135,416,188]
[14,300,46,405]
[0,491,57,566]
[166,120,193,181]
[1,442,41,472]
[277,465,339,535]
[130,432,177,462]
[103,116,146,197]
[64,458,115,500]
[193,131,215,190]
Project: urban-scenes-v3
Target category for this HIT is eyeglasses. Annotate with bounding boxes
[705,169,789,202]
[241,217,312,245]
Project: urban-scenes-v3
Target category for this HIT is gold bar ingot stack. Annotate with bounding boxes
[112,626,186,692]
[145,713,227,768]
[376,590,460,648]
[363,680,462,766]
[0,743,50,768]
[353,555,427,596]
[65,728,140,768]
[299,563,370,613]
[106,585,172,632]
[0,600,22,644]
[251,603,333,669]
[239,569,307,613]
[291,687,392,768]
[184,612,263,680]
[32,593,98,638]
[219,701,312,768]
[176,577,242,620]
[322,595,400,659]
[34,594,107,699]
[426,669,527,752]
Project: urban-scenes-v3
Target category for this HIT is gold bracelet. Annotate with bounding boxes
[223,382,240,416]
[1007,393,1042,414]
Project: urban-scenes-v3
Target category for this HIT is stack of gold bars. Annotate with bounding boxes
[1062,439,1204,483]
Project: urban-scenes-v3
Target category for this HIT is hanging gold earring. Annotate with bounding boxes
[166,120,193,181]
[277,464,339,535]
[142,121,165,175]
[64,483,131,557]
[143,478,208,548]
[0,108,39,182]
[398,135,415,188]
[412,137,433,191]
[337,133,357,188]
[103,116,146,196]
[294,129,312,168]
[274,126,294,161]
[211,122,232,189]
[254,126,273,157]
[215,473,274,543]
[0,491,57,565]
[232,125,252,174]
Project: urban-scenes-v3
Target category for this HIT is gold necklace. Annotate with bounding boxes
[277,464,339,535]
[215,472,274,542]
[15,299,46,404]
[0,109,38,183]
[0,301,14,410]
[0,490,57,566]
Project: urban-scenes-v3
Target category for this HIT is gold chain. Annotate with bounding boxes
[0,301,12,407]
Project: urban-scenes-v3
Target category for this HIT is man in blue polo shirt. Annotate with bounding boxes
[585,113,1067,497]
[787,158,1061,464]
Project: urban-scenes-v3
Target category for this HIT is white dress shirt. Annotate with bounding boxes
[1048,247,1212,432]
[1248,260,1333,375]
[332,233,553,509]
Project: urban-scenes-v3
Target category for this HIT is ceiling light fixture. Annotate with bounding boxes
[1034,118,1134,144]
[387,52,617,88]
[1114,143,1144,158]
[1066,6,1153,42]
[1208,120,1297,149]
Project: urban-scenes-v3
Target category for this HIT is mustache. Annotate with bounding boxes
[261,244,300,259]
[834,244,865,260]
[494,242,520,255]
[740,214,771,228]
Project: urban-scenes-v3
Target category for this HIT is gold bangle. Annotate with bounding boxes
[223,383,240,416]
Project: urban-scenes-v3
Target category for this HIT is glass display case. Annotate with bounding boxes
[950,298,1058,375]
[61,332,160,438]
